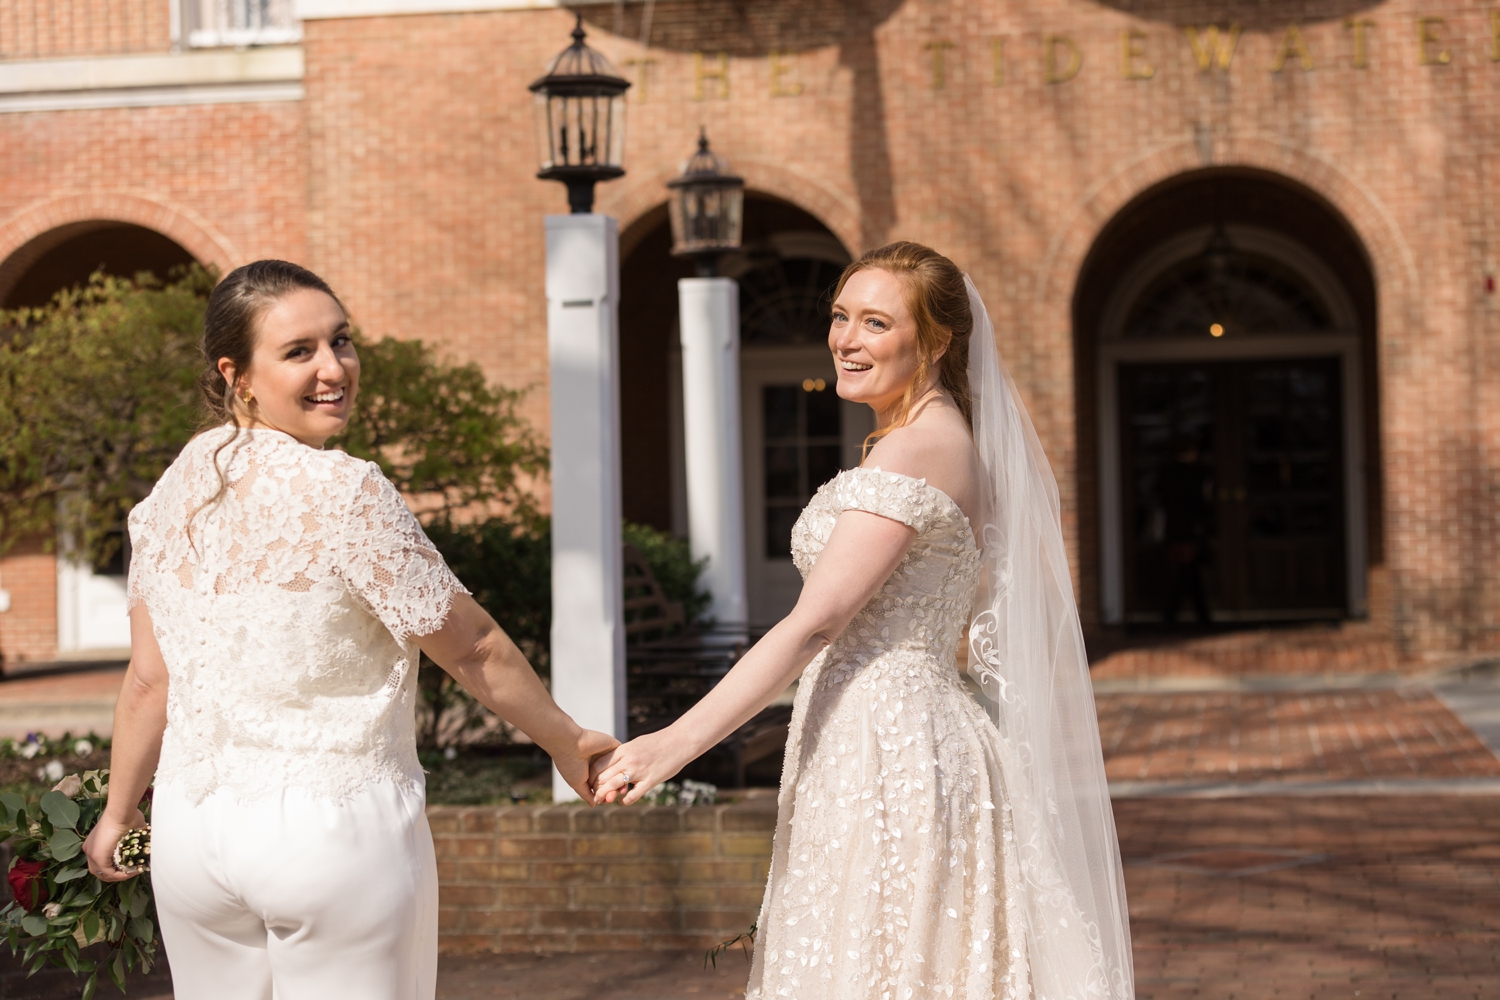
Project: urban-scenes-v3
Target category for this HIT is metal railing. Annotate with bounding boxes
[182,0,300,48]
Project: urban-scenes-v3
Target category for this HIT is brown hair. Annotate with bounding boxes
[831,241,973,454]
[192,260,347,521]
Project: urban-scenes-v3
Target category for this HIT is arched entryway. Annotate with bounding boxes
[0,221,197,309]
[0,222,200,656]
[618,193,860,622]
[1074,170,1382,629]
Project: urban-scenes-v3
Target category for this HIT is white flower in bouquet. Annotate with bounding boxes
[42,902,61,919]
[50,773,82,798]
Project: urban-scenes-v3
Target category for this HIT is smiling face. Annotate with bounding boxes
[219,288,359,449]
[829,267,942,425]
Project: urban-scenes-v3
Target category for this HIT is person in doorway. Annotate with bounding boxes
[589,243,1134,1000]
[1161,436,1213,626]
[81,260,616,1000]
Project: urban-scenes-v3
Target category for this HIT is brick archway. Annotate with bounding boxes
[0,193,240,302]
[1037,138,1417,340]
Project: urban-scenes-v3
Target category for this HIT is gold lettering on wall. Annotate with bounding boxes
[1271,23,1314,71]
[1045,34,1083,83]
[1120,29,1155,78]
[768,50,803,96]
[1416,17,1451,65]
[991,36,1007,85]
[693,51,729,99]
[924,39,956,88]
[624,57,657,102]
[1183,24,1241,72]
[1343,19,1375,68]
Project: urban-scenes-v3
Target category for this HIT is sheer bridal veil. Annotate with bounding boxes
[962,276,1135,999]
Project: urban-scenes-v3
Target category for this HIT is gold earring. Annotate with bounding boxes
[241,390,253,403]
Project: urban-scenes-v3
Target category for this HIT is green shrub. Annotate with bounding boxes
[623,522,713,626]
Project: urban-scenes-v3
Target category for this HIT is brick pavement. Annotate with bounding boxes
[1099,688,1500,789]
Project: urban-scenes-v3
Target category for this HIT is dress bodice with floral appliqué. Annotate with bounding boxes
[746,466,1031,1000]
[126,426,468,805]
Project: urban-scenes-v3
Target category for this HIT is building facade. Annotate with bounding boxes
[0,0,1496,665]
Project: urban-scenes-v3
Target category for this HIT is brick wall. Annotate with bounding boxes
[429,798,776,953]
[2,0,1499,654]
[0,538,57,665]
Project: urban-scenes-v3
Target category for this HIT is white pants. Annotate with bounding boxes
[152,779,438,1000]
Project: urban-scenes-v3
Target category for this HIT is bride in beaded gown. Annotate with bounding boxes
[592,242,1133,1000]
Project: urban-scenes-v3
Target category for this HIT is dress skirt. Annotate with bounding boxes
[151,779,438,1000]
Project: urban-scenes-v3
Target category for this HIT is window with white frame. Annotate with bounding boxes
[182,0,301,48]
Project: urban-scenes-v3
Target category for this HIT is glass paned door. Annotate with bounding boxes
[762,380,842,557]
[1119,357,1346,622]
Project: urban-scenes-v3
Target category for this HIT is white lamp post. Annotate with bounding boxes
[532,17,630,800]
[669,131,748,628]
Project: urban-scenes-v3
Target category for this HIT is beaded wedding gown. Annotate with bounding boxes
[746,466,1031,1000]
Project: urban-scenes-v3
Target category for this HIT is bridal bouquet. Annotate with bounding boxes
[0,770,158,999]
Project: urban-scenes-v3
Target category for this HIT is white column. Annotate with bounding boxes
[677,277,748,626]
[546,214,625,802]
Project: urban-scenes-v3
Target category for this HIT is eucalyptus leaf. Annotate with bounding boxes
[54,865,89,883]
[81,910,100,944]
[47,828,81,861]
[19,914,46,936]
[128,889,148,918]
[39,791,80,831]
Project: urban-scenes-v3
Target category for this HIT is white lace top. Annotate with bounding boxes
[127,425,468,804]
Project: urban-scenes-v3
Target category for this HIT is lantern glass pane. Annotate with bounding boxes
[604,93,626,168]
[533,91,556,170]
[724,186,744,247]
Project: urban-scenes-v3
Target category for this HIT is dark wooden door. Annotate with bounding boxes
[1119,358,1346,622]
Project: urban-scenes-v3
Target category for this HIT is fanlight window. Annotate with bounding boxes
[738,257,845,347]
[1123,250,1332,339]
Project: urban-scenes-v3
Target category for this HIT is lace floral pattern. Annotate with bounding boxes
[747,467,1031,1000]
[127,426,468,805]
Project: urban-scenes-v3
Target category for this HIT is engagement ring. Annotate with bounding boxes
[620,772,631,787]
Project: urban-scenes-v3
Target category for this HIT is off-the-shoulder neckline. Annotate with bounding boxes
[833,465,977,548]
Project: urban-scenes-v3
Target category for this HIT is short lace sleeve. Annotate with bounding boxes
[337,464,469,643]
[125,494,155,613]
[831,467,942,535]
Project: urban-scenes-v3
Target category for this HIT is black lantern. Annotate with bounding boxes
[529,15,630,214]
[667,129,745,276]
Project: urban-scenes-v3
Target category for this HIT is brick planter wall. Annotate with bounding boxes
[429,796,777,953]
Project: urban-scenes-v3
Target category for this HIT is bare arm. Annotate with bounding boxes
[82,605,169,881]
[417,593,617,800]
[591,509,916,804]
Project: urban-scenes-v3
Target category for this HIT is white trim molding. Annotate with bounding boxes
[0,47,304,113]
[295,0,611,20]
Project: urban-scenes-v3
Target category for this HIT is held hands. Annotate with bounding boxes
[588,728,691,806]
[81,806,147,884]
[551,728,621,803]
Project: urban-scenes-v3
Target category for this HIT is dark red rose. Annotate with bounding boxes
[7,859,46,911]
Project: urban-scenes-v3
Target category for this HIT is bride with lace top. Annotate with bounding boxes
[592,242,1134,999]
[81,260,616,1000]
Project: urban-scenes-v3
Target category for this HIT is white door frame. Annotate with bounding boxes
[740,346,872,624]
[1094,225,1369,624]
